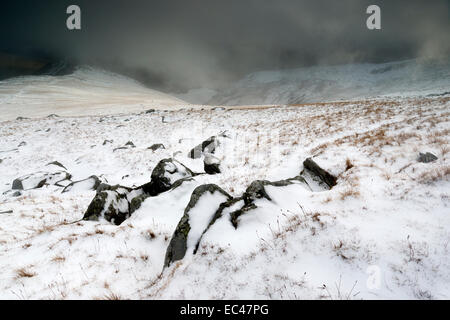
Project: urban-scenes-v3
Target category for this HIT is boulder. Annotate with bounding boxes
[188,136,220,159]
[164,184,232,267]
[204,154,221,174]
[142,158,195,196]
[148,143,165,151]
[83,185,136,225]
[302,157,337,188]
[418,152,438,163]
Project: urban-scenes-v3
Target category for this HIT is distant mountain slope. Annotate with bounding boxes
[206,59,450,105]
[0,66,187,121]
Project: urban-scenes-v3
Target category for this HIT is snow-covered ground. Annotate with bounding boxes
[0,66,188,121]
[179,59,450,105]
[0,89,449,299]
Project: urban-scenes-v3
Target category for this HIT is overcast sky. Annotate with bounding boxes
[1,0,449,91]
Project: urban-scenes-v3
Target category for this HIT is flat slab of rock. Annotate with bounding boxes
[12,171,72,190]
[62,175,105,193]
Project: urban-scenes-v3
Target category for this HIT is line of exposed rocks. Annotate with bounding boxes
[163,157,337,267]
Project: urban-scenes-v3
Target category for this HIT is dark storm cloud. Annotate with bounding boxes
[1,0,449,91]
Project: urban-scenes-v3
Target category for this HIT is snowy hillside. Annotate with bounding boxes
[0,66,187,121]
[0,93,449,299]
[198,59,450,106]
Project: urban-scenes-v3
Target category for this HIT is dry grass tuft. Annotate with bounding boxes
[15,267,36,279]
[345,158,354,171]
[417,166,450,184]
[339,188,361,200]
[51,255,66,263]
[101,292,122,300]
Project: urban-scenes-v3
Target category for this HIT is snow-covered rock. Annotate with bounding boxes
[12,171,71,190]
[164,184,232,267]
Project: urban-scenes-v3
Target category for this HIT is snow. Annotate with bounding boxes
[0,66,189,121]
[201,59,450,106]
[185,190,230,255]
[0,64,449,300]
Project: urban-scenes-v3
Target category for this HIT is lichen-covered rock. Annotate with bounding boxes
[12,171,72,190]
[302,157,337,188]
[83,184,137,225]
[418,152,438,163]
[164,184,232,267]
[129,193,149,215]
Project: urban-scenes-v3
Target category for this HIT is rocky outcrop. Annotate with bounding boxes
[164,184,232,267]
[164,172,315,268]
[83,158,196,225]
[162,155,342,267]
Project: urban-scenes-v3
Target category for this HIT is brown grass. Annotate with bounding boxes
[345,159,354,171]
[339,188,361,200]
[51,255,66,263]
[101,292,122,300]
[417,166,450,184]
[15,267,36,279]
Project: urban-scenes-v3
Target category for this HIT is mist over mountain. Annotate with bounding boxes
[1,0,449,93]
